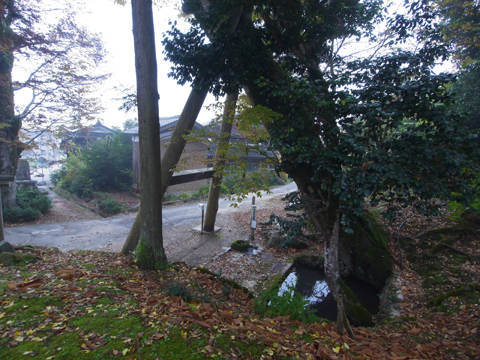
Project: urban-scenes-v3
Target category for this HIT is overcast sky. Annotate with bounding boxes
[79,0,219,129]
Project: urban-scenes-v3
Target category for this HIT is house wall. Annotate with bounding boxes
[131,139,210,193]
[164,140,210,193]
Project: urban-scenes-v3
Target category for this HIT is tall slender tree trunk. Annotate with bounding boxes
[203,91,238,232]
[121,88,208,255]
[131,0,167,270]
[0,0,21,207]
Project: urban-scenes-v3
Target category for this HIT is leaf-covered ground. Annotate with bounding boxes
[1,210,479,360]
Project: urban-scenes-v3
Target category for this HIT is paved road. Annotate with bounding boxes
[6,182,297,252]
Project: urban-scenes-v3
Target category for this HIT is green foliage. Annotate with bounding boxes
[68,178,94,200]
[190,185,210,200]
[222,168,284,196]
[52,133,133,197]
[449,63,480,131]
[254,283,319,324]
[269,213,308,248]
[165,283,192,302]
[3,189,52,223]
[81,134,133,191]
[447,171,480,221]
[435,0,480,64]
[3,206,40,223]
[98,198,124,215]
[163,0,479,234]
[123,118,138,130]
[17,189,52,214]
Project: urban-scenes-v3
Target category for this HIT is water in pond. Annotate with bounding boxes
[278,265,379,322]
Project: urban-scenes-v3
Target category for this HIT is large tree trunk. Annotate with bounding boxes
[203,91,238,232]
[131,0,168,270]
[121,88,208,255]
[0,1,21,207]
[299,182,355,337]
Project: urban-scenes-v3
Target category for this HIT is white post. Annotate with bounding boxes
[198,203,205,235]
[249,196,257,243]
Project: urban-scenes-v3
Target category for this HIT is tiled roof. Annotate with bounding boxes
[124,115,204,137]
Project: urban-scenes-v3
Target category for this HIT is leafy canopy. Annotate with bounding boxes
[163,0,479,230]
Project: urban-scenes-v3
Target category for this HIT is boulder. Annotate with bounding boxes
[339,211,392,291]
[16,159,31,180]
[0,252,16,266]
[0,240,15,253]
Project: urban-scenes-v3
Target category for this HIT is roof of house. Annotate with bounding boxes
[124,115,204,139]
[68,121,116,140]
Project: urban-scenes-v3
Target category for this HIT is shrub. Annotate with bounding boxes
[191,185,210,200]
[3,206,41,223]
[222,168,284,195]
[50,133,133,197]
[81,133,133,191]
[16,189,52,214]
[197,185,210,197]
[98,198,124,214]
[3,188,52,223]
[68,178,93,200]
[254,283,319,323]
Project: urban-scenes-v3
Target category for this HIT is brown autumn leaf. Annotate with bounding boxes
[408,328,422,335]
[218,310,234,323]
[56,269,82,280]
[8,278,43,290]
[124,287,146,294]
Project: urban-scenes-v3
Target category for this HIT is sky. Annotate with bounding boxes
[16,0,453,132]
[78,0,219,129]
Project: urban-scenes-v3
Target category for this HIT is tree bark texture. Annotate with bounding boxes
[0,0,21,207]
[121,88,208,255]
[203,91,238,232]
[131,0,167,270]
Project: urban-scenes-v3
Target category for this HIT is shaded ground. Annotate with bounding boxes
[3,188,480,359]
[1,230,479,359]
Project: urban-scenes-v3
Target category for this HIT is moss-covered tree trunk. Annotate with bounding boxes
[0,0,21,207]
[203,91,238,232]
[131,0,167,270]
[121,88,208,255]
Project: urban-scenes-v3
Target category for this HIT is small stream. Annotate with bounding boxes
[278,265,380,322]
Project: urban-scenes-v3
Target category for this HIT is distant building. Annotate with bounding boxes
[61,121,116,151]
[124,115,275,193]
[124,115,208,193]
[20,129,65,185]
[20,130,63,164]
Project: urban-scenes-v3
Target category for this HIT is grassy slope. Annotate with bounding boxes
[1,218,479,360]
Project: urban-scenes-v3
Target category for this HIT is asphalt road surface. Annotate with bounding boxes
[5,182,297,253]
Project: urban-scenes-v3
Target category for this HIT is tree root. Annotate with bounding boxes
[431,241,477,263]
[427,282,480,308]
[337,294,356,339]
